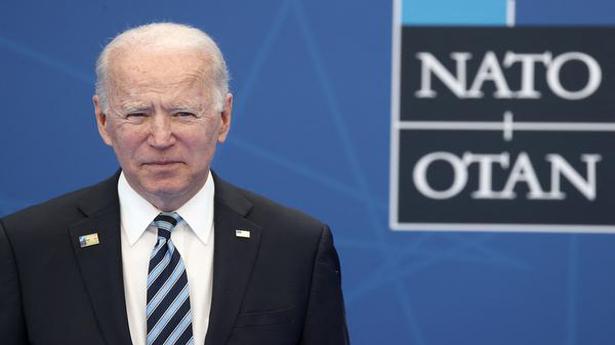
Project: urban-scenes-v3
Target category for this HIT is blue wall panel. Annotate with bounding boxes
[2,1,615,344]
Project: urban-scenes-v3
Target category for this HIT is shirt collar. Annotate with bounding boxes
[118,171,215,246]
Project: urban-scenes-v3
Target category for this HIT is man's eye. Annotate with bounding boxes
[175,112,196,117]
[126,112,146,118]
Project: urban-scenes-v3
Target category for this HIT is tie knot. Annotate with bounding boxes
[152,212,182,239]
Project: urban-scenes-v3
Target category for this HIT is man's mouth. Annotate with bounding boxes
[143,161,183,166]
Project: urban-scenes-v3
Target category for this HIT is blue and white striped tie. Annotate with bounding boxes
[146,212,194,345]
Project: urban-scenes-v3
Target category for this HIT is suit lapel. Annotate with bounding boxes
[68,173,132,345]
[205,176,262,345]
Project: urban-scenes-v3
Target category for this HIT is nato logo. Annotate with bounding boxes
[390,0,615,232]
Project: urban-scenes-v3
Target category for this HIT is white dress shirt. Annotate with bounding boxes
[118,171,215,345]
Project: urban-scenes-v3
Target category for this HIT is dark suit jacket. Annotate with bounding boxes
[0,172,349,345]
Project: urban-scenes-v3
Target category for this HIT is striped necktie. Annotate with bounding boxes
[146,212,194,345]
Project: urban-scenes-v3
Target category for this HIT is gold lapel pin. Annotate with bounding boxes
[235,229,251,239]
[79,233,100,248]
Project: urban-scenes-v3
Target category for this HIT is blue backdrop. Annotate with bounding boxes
[2,1,615,344]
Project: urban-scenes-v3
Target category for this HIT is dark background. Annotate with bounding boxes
[401,27,615,122]
[398,131,615,224]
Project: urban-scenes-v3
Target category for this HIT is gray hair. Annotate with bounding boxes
[95,22,229,112]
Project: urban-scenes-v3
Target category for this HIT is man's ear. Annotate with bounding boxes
[217,93,233,143]
[93,95,113,146]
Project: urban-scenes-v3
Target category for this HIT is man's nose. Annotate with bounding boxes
[148,114,176,148]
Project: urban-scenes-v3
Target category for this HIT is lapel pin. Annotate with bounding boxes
[235,229,251,239]
[79,233,100,248]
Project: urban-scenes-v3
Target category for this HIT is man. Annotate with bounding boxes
[0,23,349,345]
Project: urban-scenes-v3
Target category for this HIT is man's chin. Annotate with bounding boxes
[126,172,205,207]
[143,181,187,197]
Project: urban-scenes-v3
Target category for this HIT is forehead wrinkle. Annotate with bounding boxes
[118,100,153,112]
[166,72,207,90]
[111,91,208,116]
[109,73,206,106]
[159,88,207,111]
[161,74,212,107]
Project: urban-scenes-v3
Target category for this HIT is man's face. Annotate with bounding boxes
[94,48,231,210]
